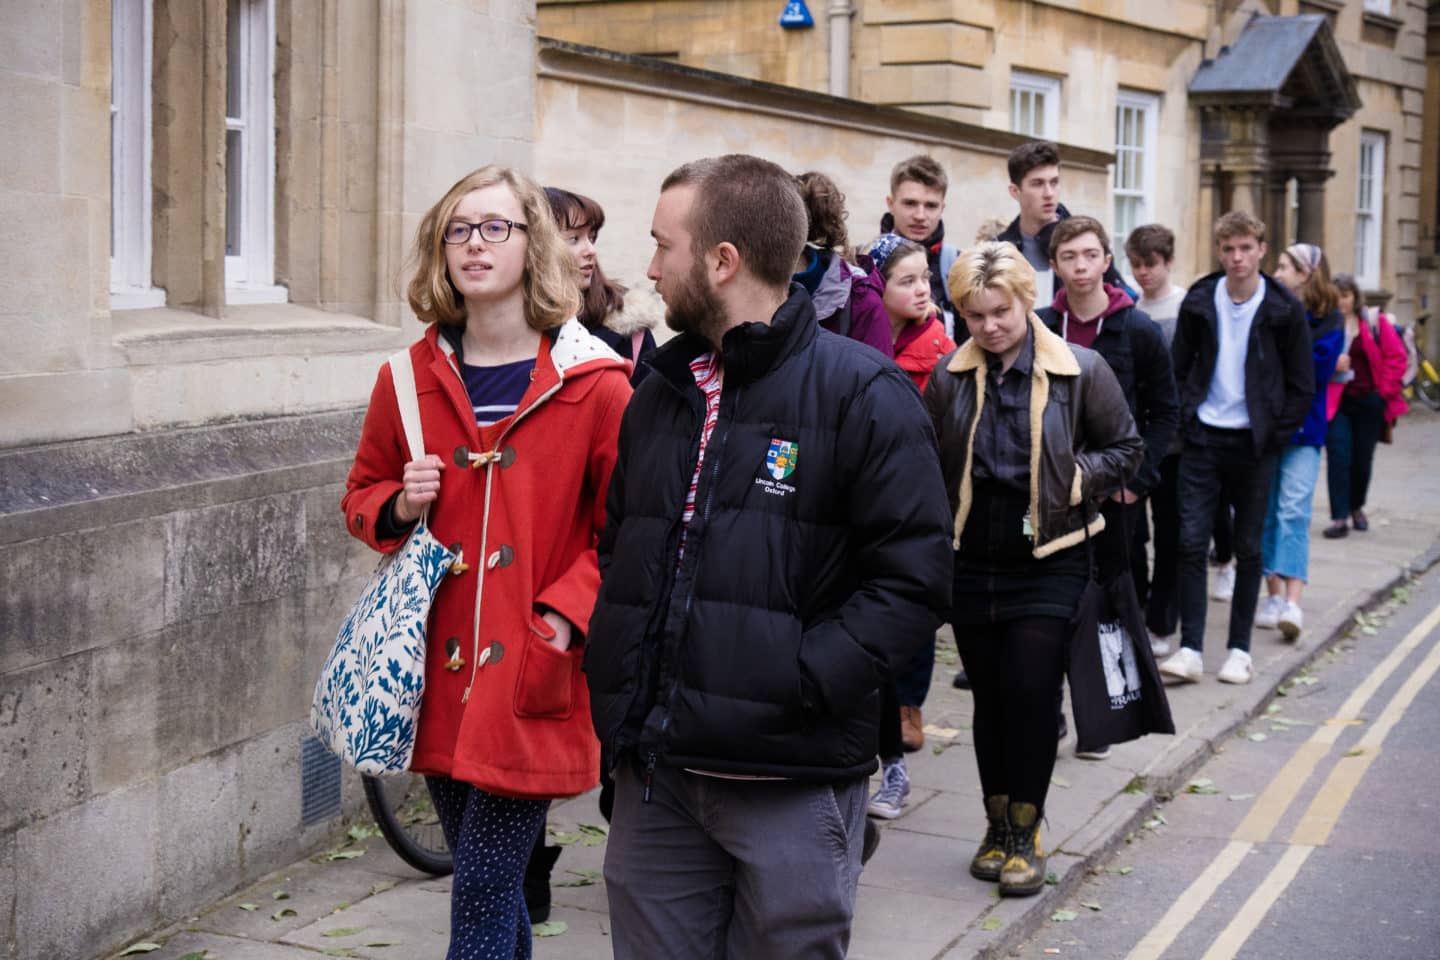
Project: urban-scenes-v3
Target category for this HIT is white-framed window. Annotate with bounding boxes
[1354,130,1386,289]
[1010,71,1060,140]
[224,0,285,304]
[111,0,164,310]
[1112,89,1159,257]
[1362,0,1392,15]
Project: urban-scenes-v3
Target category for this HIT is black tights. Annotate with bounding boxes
[955,616,1069,812]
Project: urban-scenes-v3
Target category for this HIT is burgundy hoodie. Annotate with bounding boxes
[1050,283,1133,349]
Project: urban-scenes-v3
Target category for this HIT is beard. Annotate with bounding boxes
[663,259,729,345]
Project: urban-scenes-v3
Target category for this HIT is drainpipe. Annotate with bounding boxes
[828,0,854,98]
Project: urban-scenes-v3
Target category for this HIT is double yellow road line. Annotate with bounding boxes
[1127,600,1440,960]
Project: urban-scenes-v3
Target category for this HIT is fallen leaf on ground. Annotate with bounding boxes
[327,849,366,860]
[547,828,579,846]
[1050,909,1078,922]
[348,824,380,842]
[1186,778,1220,795]
[178,952,210,960]
[1345,747,1366,757]
[238,902,259,911]
[116,946,162,957]
[363,942,398,948]
[321,950,356,958]
[1045,870,1059,885]
[981,914,1003,931]
[369,881,397,896]
[1111,865,1134,875]
[1051,774,1071,788]
[273,890,290,900]
[321,927,366,938]
[1081,901,1103,911]
[533,920,568,937]
[272,907,298,920]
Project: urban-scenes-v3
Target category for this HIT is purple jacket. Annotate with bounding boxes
[818,260,892,358]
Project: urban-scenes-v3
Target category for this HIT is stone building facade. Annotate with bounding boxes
[541,0,1439,323]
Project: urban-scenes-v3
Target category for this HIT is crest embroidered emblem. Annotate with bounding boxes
[766,438,798,481]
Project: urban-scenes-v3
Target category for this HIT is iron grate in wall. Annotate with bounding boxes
[301,736,342,826]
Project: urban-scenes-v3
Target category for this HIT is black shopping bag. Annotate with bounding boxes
[1067,570,1175,754]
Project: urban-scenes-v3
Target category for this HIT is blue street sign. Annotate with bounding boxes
[779,0,814,29]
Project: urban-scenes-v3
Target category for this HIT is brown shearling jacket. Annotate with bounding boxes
[923,312,1144,559]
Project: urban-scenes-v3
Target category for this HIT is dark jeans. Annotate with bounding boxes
[955,616,1069,813]
[877,635,937,760]
[1147,453,1181,636]
[1326,392,1386,520]
[427,776,550,960]
[1212,491,1234,565]
[1177,428,1278,653]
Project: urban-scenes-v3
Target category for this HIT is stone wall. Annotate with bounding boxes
[533,40,1115,301]
[0,413,376,960]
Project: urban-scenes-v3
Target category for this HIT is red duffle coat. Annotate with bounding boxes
[342,319,631,799]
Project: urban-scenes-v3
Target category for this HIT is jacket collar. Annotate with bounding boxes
[651,284,819,391]
[946,310,1081,376]
[1184,270,1296,328]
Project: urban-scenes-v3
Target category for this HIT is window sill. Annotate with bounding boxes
[112,302,409,366]
[225,283,291,306]
[110,286,168,311]
[1361,10,1402,45]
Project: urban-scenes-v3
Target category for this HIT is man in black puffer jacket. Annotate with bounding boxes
[587,155,952,959]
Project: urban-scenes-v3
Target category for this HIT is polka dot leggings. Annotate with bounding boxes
[425,775,550,960]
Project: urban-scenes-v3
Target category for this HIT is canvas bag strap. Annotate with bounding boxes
[387,347,432,526]
[388,348,426,463]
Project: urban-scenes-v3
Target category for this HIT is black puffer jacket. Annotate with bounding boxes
[1172,272,1314,457]
[585,287,953,782]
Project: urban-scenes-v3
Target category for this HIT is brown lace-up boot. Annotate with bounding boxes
[900,705,924,752]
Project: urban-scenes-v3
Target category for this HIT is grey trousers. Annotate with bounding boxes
[603,758,868,960]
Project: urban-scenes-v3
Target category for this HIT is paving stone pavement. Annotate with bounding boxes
[109,409,1440,960]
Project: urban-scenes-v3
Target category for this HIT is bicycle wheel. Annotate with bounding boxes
[1417,365,1440,411]
[363,773,453,876]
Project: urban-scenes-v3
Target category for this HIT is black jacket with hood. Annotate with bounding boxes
[585,286,953,783]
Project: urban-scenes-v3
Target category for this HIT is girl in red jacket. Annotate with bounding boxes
[877,237,957,393]
[342,166,631,957]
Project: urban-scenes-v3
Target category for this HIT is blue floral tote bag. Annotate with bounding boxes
[310,348,455,774]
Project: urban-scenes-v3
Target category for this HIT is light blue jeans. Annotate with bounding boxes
[1262,444,1323,582]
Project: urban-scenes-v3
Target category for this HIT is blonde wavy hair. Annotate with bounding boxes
[947,241,1038,315]
[406,166,580,330]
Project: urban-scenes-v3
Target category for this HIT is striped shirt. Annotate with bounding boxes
[460,358,534,427]
[677,352,723,560]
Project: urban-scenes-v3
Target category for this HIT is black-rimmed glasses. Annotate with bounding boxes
[442,219,529,245]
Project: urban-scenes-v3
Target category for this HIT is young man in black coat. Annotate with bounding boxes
[1039,215,1179,760]
[1159,211,1314,686]
[587,154,953,959]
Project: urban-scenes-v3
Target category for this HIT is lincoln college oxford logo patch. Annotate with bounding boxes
[766,438,798,481]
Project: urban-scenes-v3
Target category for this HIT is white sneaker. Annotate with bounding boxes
[1075,744,1112,761]
[1210,563,1236,602]
[1149,632,1173,657]
[1160,646,1204,683]
[1277,602,1304,641]
[1217,648,1254,684]
[1254,595,1284,630]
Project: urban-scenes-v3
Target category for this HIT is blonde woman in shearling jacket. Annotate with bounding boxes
[923,241,1141,899]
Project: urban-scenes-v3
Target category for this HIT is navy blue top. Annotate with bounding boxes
[460,358,534,427]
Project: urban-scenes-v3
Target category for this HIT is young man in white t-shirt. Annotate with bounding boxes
[1159,211,1314,687]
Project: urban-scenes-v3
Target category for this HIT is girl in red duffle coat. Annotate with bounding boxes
[342,165,630,958]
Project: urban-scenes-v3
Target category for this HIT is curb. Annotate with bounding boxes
[951,535,1440,960]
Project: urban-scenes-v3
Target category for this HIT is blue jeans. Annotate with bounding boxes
[426,776,550,960]
[1261,444,1322,582]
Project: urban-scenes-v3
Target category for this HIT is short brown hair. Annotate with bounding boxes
[407,166,579,330]
[1124,224,1175,263]
[889,154,949,196]
[661,155,807,291]
[1213,210,1266,245]
[1008,140,1060,185]
[948,241,1039,315]
[796,171,849,253]
[1048,215,1110,260]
